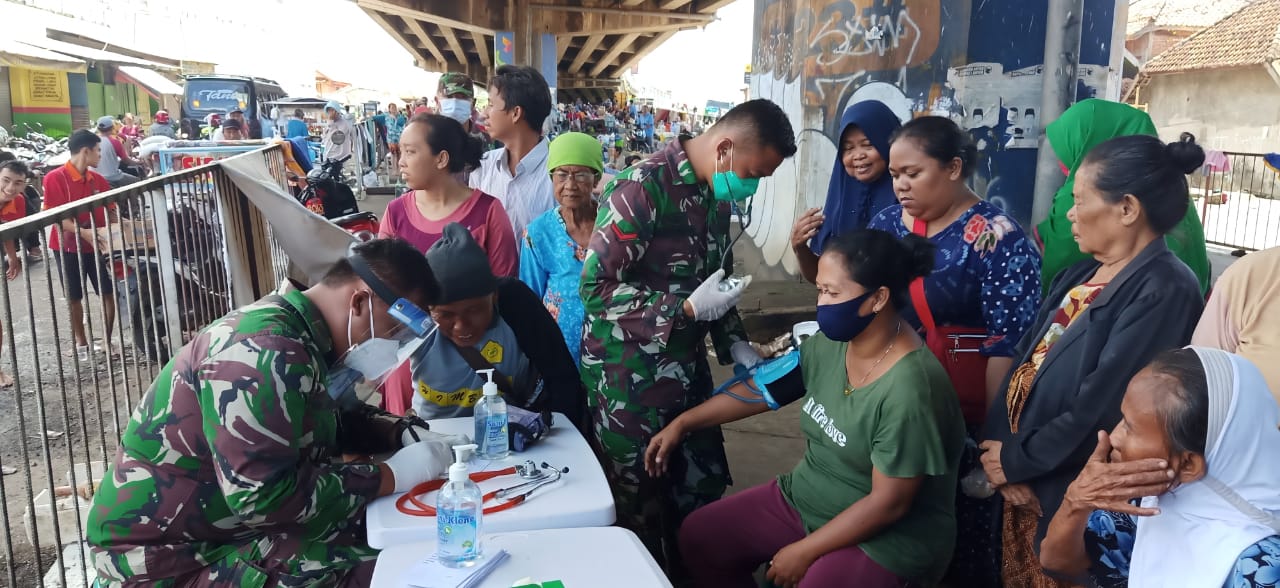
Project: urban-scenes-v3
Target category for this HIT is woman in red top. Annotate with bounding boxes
[379,113,516,277]
[379,114,518,414]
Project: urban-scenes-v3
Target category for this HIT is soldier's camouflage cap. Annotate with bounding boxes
[438,73,475,99]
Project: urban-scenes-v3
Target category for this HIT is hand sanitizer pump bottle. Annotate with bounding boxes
[437,444,483,568]
[472,369,510,460]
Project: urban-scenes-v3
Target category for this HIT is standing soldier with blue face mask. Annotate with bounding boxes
[579,99,797,574]
[87,240,465,587]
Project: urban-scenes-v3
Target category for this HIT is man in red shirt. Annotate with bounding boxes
[0,159,32,388]
[42,130,117,361]
[0,159,30,279]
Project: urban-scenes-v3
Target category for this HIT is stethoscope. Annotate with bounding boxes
[721,198,753,274]
[395,460,570,517]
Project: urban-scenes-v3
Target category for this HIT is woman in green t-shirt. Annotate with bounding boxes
[645,229,967,587]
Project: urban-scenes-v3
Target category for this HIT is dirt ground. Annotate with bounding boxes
[0,252,167,588]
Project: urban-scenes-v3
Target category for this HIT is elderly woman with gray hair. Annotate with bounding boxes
[1039,347,1280,587]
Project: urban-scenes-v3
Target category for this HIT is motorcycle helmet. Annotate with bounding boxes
[155,111,170,124]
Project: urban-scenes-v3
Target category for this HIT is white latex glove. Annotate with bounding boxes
[686,269,752,322]
[400,426,471,449]
[383,438,453,493]
[730,341,764,369]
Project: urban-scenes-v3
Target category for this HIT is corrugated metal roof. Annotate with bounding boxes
[1127,0,1254,36]
[0,38,85,73]
[1143,0,1280,74]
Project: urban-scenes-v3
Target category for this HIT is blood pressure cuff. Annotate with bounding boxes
[715,349,806,410]
[339,404,429,455]
[508,405,553,452]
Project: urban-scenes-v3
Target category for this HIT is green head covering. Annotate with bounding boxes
[547,132,603,174]
[1036,99,1209,295]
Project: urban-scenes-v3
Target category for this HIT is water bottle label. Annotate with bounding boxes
[486,415,508,451]
[437,508,479,556]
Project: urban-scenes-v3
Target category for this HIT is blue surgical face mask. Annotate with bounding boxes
[815,291,877,342]
[712,148,760,202]
[439,98,472,124]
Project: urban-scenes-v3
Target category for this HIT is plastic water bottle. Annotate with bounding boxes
[438,444,483,568]
[473,369,510,460]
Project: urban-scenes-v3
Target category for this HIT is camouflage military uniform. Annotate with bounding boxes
[579,139,745,568]
[88,283,399,588]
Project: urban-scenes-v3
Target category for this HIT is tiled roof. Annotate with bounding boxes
[1127,0,1254,36]
[1143,0,1280,74]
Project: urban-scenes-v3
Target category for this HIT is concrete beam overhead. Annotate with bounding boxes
[404,18,448,66]
[362,9,438,71]
[470,30,492,69]
[615,29,676,73]
[590,32,641,77]
[554,21,700,37]
[440,26,469,65]
[358,0,496,35]
[569,34,606,74]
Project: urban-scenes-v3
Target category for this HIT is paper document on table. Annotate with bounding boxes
[403,549,509,588]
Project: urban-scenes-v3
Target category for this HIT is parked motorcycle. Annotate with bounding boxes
[297,155,359,220]
[332,211,379,242]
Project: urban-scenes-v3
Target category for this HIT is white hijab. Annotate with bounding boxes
[1129,347,1280,588]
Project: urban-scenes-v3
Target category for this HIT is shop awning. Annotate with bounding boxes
[115,66,182,98]
[19,38,176,71]
[0,39,85,73]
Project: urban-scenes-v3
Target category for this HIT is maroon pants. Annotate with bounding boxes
[679,481,913,588]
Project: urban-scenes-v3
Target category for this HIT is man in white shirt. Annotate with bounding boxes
[468,65,555,238]
[322,100,356,164]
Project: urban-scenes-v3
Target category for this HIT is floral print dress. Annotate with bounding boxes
[869,200,1042,358]
[1086,509,1280,587]
[519,206,590,365]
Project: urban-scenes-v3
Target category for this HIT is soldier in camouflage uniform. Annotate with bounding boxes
[88,240,455,587]
[579,99,797,571]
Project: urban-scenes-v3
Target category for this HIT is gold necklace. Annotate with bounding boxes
[845,320,902,396]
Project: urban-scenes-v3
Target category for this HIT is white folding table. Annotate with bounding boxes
[371,526,672,588]
[365,413,616,549]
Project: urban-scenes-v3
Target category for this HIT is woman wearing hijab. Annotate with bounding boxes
[520,132,604,365]
[1039,347,1280,588]
[1038,99,1211,296]
[791,100,901,283]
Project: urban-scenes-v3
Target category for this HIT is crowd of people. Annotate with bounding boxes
[21,60,1268,588]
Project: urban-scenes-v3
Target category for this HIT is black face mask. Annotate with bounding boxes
[816,291,875,342]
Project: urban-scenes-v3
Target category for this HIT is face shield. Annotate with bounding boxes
[326,247,436,408]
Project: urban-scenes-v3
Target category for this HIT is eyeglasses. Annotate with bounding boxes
[551,170,597,185]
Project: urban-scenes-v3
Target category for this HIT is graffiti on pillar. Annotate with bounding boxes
[748,0,965,275]
[947,62,1110,149]
[747,0,1118,276]
[495,32,515,67]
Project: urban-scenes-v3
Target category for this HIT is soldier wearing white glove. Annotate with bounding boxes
[683,269,752,322]
[381,437,454,493]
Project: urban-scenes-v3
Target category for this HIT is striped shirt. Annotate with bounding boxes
[468,138,554,239]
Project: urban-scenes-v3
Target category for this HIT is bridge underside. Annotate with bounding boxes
[357,0,733,101]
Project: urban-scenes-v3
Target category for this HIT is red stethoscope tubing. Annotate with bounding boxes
[395,466,528,516]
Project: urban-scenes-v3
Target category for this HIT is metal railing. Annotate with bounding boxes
[1192,151,1280,251]
[0,146,288,587]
